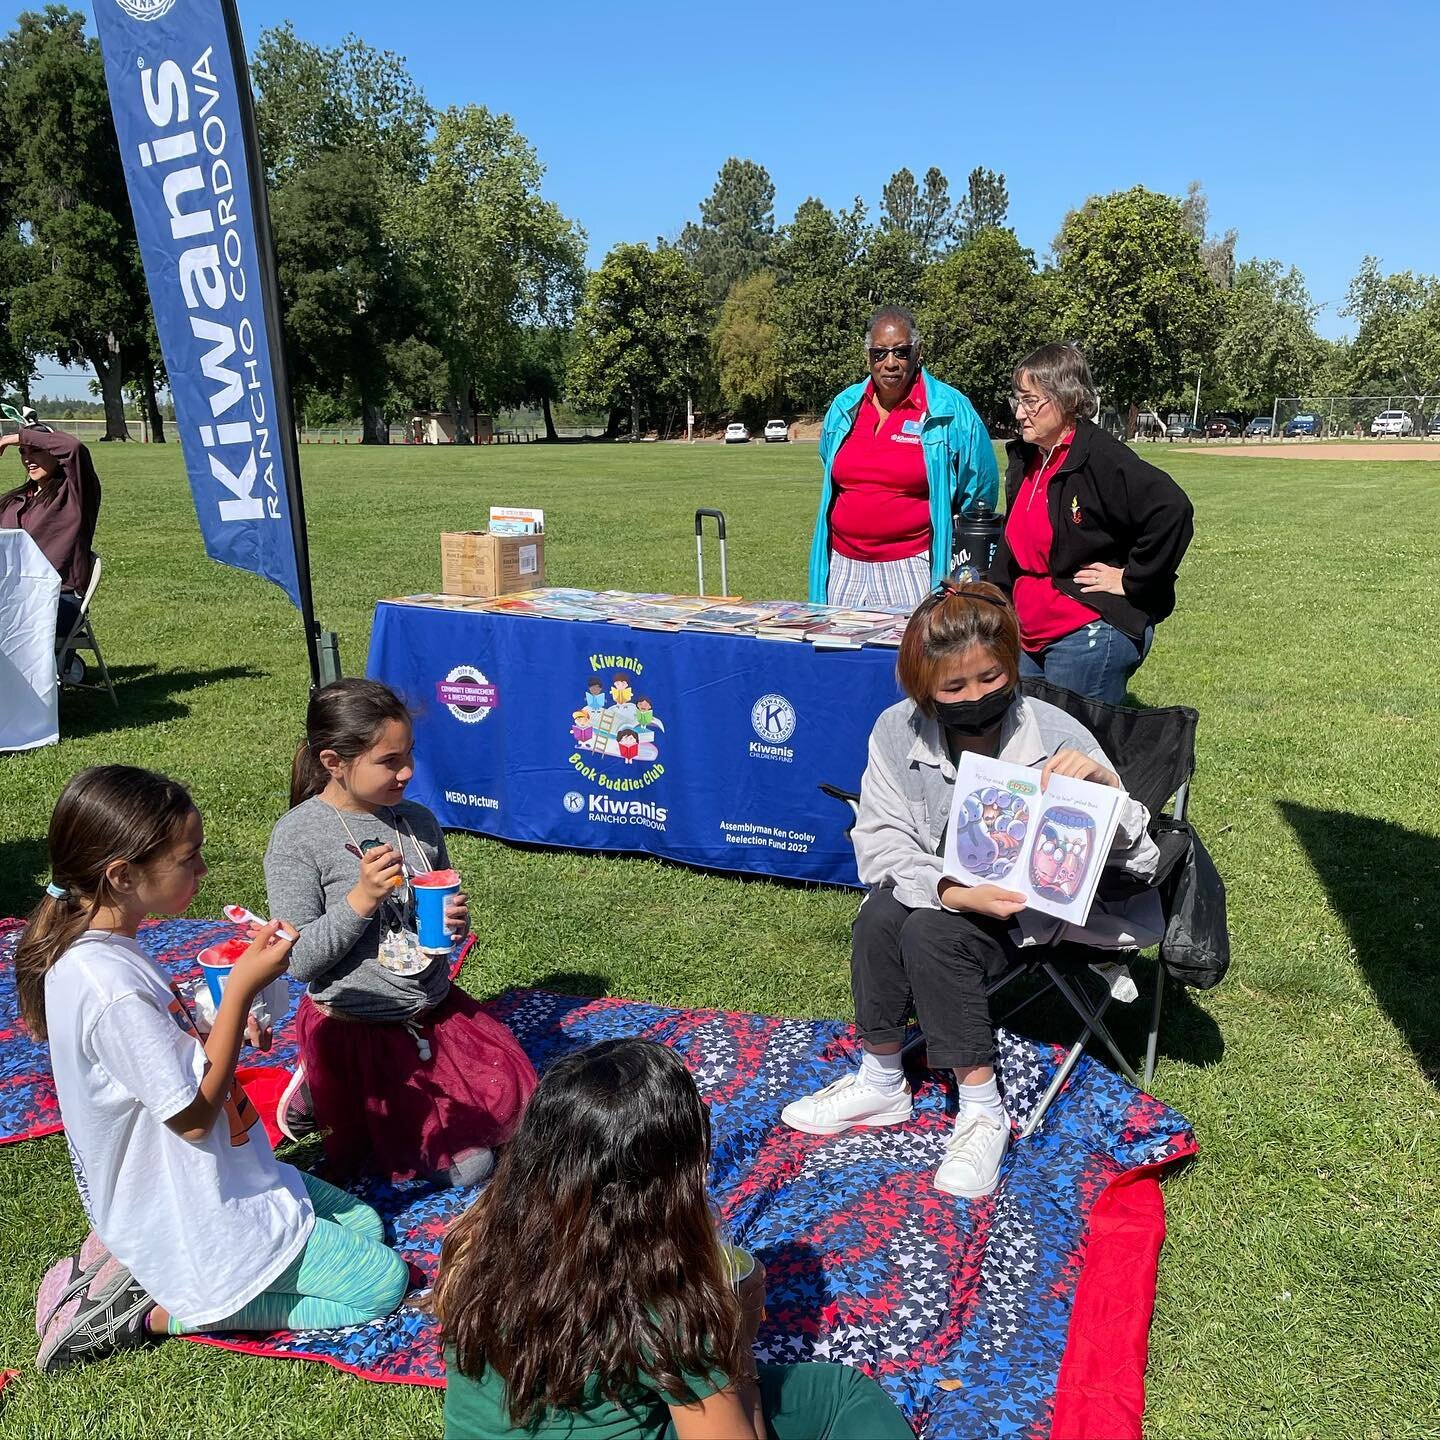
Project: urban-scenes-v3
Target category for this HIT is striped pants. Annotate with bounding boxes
[169,1171,408,1333]
[826,550,932,610]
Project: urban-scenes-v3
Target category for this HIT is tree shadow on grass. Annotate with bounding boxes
[1279,802,1440,1086]
[527,970,612,998]
[57,662,268,738]
[0,835,50,923]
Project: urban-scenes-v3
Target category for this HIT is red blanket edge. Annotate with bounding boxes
[179,1333,445,1388]
[1048,1134,1198,1440]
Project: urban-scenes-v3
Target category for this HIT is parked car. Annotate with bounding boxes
[1165,415,1204,440]
[1370,410,1414,437]
[1427,414,1440,437]
[1283,412,1326,437]
[763,419,789,443]
[1245,416,1275,437]
[1204,415,1243,438]
[724,422,749,444]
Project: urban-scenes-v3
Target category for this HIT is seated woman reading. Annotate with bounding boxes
[781,581,1158,1198]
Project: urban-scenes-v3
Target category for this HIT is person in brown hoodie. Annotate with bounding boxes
[0,427,102,637]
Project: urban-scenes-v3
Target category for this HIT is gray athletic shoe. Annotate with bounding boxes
[35,1232,109,1338]
[36,1257,152,1374]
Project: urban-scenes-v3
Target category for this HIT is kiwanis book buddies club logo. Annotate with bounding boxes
[564,651,667,830]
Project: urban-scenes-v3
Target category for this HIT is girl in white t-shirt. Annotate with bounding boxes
[17,764,410,1374]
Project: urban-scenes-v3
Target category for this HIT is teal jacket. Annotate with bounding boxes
[807,369,999,603]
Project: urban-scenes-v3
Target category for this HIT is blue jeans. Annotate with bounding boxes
[1019,620,1154,705]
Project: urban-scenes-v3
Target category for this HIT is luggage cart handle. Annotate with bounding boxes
[694,508,728,597]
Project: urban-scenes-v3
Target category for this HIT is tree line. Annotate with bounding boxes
[2,9,1438,442]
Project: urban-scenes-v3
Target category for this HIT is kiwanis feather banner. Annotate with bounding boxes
[92,0,306,610]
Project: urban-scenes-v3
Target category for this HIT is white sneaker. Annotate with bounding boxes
[781,1073,912,1135]
[933,1108,1010,1198]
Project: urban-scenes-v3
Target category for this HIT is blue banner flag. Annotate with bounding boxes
[92,0,307,612]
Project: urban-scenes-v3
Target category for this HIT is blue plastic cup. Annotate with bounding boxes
[412,872,460,953]
[197,941,244,1009]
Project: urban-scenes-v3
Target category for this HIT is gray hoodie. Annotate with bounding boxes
[852,695,1162,950]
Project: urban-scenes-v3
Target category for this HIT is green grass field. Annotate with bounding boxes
[1,440,1437,1438]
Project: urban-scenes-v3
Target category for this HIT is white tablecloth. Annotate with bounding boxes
[0,528,61,751]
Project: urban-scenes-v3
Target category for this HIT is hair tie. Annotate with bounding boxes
[936,579,1009,608]
[45,882,68,900]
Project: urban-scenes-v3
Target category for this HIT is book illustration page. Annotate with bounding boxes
[952,787,1030,881]
[1029,804,1098,905]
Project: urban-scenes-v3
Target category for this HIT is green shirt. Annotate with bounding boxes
[443,1347,730,1440]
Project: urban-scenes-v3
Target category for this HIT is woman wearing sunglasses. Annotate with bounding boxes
[807,306,998,609]
[987,343,1193,704]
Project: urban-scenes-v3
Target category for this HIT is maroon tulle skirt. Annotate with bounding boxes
[295,984,537,1183]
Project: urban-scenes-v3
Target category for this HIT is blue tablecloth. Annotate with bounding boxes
[366,603,904,885]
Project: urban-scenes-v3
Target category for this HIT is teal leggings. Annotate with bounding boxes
[170,1172,408,1333]
[667,1363,914,1439]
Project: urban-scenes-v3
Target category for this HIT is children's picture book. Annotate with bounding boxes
[941,752,1126,925]
[804,608,909,649]
[488,506,545,535]
[682,602,791,633]
[386,593,492,610]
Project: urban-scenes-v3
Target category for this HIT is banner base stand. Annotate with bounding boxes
[318,630,342,687]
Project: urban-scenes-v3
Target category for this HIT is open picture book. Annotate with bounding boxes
[941,752,1127,925]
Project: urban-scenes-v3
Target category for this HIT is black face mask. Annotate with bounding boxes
[932,685,1014,737]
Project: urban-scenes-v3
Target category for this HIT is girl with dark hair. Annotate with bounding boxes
[781,584,1158,1199]
[435,1037,913,1439]
[264,678,535,1185]
[21,765,407,1374]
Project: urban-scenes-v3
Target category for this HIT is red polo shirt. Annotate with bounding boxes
[1004,429,1101,650]
[829,373,930,562]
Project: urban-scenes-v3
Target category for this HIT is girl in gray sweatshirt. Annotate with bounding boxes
[264,679,535,1186]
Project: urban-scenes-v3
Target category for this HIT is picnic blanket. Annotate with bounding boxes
[0,916,469,1146]
[1,920,1195,1439]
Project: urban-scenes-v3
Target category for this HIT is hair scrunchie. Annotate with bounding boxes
[45,882,68,900]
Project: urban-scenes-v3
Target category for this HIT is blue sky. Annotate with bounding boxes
[30,0,1440,397]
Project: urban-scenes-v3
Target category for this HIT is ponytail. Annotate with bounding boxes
[289,739,330,809]
[15,891,98,1040]
[290,678,412,810]
[15,766,195,1040]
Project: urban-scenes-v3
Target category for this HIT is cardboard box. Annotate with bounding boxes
[441,531,545,597]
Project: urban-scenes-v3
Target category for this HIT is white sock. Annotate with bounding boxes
[957,1075,1006,1121]
[858,1048,906,1092]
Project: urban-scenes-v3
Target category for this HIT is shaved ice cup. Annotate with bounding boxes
[412,869,461,953]
[197,937,249,1009]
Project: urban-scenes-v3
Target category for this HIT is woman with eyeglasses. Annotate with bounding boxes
[807,306,998,609]
[988,344,1193,704]
[781,582,1158,1200]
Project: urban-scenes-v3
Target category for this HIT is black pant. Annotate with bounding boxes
[56,591,82,642]
[850,886,1023,1070]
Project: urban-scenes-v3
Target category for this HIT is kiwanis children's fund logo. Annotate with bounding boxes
[438,665,498,724]
[565,652,665,813]
[750,692,796,762]
[115,0,180,19]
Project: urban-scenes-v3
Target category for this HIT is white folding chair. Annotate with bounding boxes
[55,552,117,708]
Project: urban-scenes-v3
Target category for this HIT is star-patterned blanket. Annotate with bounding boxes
[3,921,1194,1438]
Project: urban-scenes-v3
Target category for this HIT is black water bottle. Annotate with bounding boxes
[951,503,1003,582]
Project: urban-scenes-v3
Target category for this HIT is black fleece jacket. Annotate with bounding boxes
[988,420,1194,641]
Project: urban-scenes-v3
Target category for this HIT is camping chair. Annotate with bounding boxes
[55,552,117,708]
[819,677,1202,1136]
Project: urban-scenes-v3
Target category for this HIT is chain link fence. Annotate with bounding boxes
[1274,396,1440,437]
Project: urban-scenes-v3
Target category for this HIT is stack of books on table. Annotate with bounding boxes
[385,589,915,649]
[803,608,911,650]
